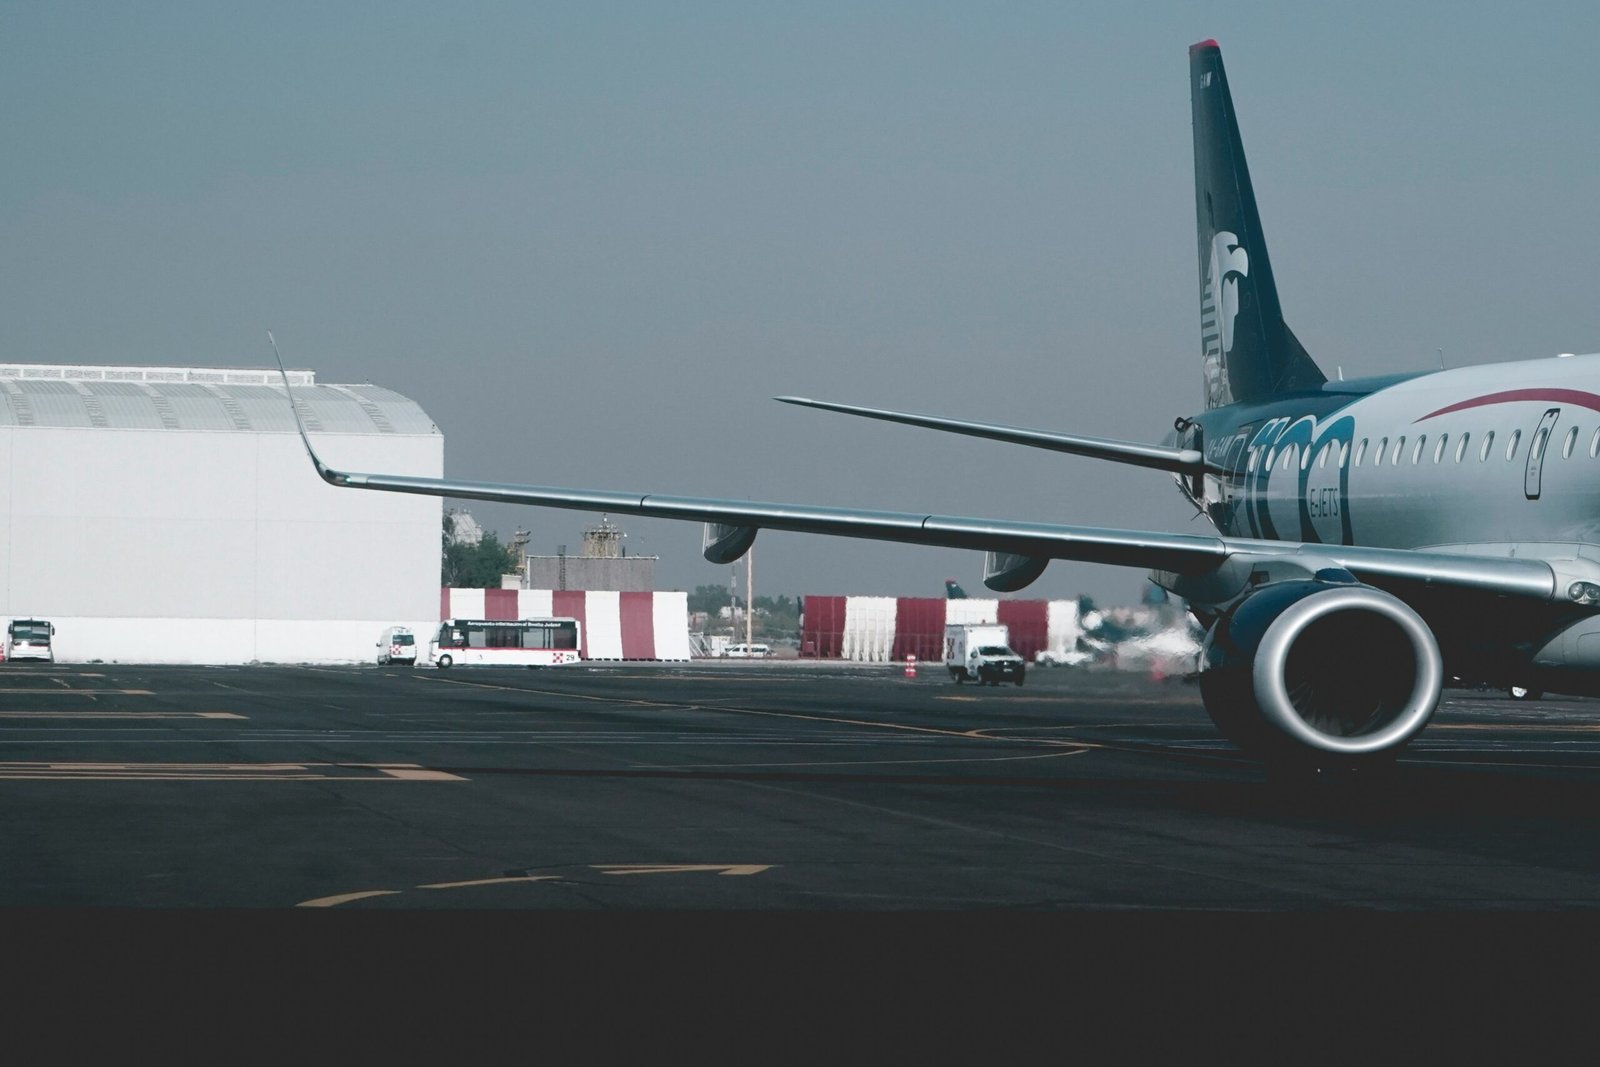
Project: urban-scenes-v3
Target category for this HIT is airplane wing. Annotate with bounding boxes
[774,396,1214,477]
[269,338,1557,601]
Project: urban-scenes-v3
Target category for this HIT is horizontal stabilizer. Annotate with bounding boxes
[775,396,1210,476]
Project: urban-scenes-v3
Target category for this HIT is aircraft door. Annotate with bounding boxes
[1207,431,1248,530]
[1178,421,1205,500]
[1525,408,1560,500]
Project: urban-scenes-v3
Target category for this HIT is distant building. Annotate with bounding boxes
[445,507,484,546]
[0,362,441,664]
[519,516,658,592]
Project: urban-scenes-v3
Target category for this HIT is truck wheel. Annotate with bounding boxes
[437,654,453,669]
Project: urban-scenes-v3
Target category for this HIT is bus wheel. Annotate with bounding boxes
[436,655,452,669]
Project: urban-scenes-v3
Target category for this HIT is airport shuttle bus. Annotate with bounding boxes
[429,617,582,668]
[5,619,56,663]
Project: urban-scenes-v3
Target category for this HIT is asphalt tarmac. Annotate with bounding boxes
[12,655,1600,1035]
[4,657,1600,912]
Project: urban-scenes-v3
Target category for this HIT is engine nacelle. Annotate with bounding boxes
[1199,577,1443,761]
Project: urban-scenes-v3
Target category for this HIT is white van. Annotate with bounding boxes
[377,626,417,666]
[721,642,771,658]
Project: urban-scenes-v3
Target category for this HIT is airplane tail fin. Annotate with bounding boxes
[1190,40,1326,410]
[945,579,968,599]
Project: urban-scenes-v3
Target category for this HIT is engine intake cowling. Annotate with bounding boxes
[1199,579,1443,760]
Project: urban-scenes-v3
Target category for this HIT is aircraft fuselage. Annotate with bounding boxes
[1189,354,1600,552]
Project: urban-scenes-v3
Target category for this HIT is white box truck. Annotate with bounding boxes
[943,623,1026,686]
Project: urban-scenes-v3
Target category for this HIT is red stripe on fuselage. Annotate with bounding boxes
[1415,388,1600,422]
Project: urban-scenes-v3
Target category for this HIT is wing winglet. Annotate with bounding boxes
[268,331,349,487]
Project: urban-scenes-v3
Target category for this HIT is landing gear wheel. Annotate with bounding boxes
[1508,685,1542,701]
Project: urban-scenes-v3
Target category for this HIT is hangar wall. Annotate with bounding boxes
[0,369,441,665]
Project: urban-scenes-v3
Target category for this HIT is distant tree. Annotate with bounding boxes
[443,524,518,588]
[689,584,731,615]
[752,595,799,640]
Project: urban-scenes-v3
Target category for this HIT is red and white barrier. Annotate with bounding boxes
[440,588,691,661]
[801,595,1082,663]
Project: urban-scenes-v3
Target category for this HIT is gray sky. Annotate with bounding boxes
[5,1,1599,606]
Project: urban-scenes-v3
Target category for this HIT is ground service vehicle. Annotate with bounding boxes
[429,617,581,668]
[722,643,771,658]
[6,619,55,663]
[945,623,1026,686]
[276,41,1600,773]
[377,626,417,666]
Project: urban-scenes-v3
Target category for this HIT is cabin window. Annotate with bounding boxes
[1265,447,1277,470]
[1391,436,1406,465]
[1282,445,1297,471]
[1564,426,1579,459]
[1316,444,1329,469]
[1434,435,1447,463]
[1481,431,1495,461]
[1301,444,1312,471]
[1354,439,1368,466]
[1411,436,1426,464]
[1375,438,1387,467]
[1456,433,1469,463]
[1592,429,1600,459]
[1532,427,1549,461]
[1506,429,1521,460]
[1338,442,1350,468]
[1247,448,1259,472]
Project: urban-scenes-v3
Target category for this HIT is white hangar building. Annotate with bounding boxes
[0,363,442,664]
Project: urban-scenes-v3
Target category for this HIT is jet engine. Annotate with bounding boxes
[1198,574,1443,765]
